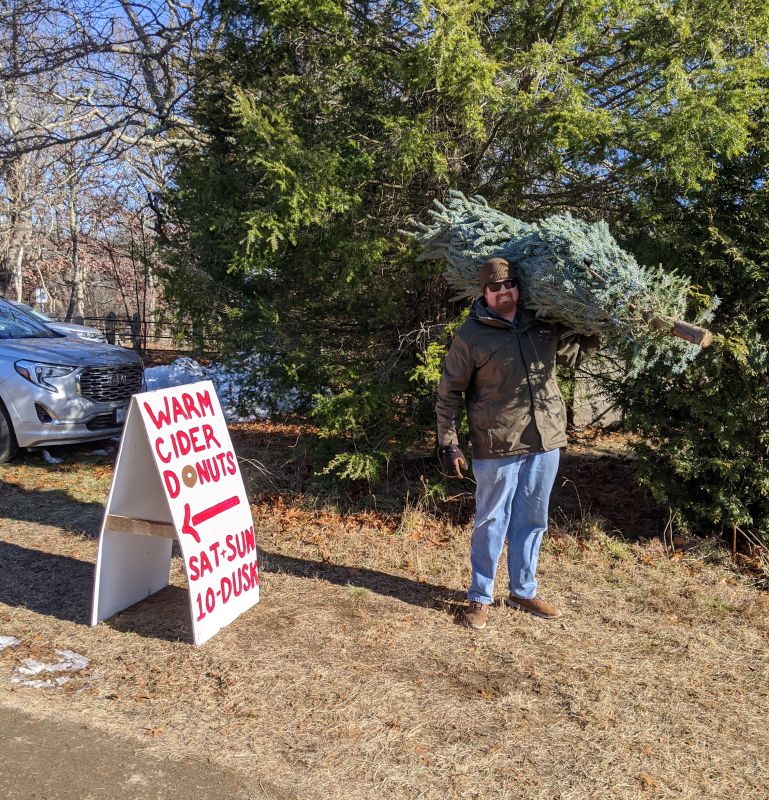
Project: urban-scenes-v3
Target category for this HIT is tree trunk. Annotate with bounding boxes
[65,181,86,323]
[1,9,27,301]
[649,316,714,347]
[4,229,25,300]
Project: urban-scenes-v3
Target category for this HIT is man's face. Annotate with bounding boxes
[483,278,519,317]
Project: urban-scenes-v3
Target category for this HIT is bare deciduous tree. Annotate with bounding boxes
[1,0,214,319]
[0,0,211,160]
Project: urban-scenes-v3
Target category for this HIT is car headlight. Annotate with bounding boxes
[15,360,76,393]
[78,331,105,341]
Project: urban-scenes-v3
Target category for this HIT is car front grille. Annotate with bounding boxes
[86,412,121,430]
[79,364,143,403]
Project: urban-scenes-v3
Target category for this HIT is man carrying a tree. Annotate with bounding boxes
[436,258,599,630]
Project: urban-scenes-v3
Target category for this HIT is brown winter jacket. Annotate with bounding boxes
[436,299,600,459]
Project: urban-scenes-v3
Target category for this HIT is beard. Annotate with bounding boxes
[496,293,516,312]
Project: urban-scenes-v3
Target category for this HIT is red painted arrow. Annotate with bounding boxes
[181,496,241,544]
[192,496,240,525]
[182,503,200,543]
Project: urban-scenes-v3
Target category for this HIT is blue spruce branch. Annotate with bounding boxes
[407,191,719,377]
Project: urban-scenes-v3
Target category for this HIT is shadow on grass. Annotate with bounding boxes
[554,450,664,539]
[0,541,191,642]
[0,482,103,535]
[0,541,94,625]
[106,585,193,643]
[0,538,461,642]
[259,548,463,611]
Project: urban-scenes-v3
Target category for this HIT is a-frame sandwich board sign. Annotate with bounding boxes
[91,380,260,646]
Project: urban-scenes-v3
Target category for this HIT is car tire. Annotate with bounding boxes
[0,399,19,464]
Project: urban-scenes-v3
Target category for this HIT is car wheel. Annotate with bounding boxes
[0,400,19,464]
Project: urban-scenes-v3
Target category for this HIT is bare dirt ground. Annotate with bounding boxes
[1,424,768,800]
[0,704,255,800]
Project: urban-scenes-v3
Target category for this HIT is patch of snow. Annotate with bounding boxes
[11,649,90,689]
[88,448,112,456]
[0,636,20,651]
[41,450,64,465]
[144,356,206,390]
[144,355,302,423]
[14,676,71,689]
[17,649,89,674]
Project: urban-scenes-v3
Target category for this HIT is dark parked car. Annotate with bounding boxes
[9,300,108,343]
[0,297,143,462]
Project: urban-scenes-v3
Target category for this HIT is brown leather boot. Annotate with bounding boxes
[505,594,562,619]
[463,601,490,630]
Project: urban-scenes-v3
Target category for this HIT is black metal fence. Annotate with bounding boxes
[82,313,211,359]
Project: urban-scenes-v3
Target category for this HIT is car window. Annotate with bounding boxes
[11,301,52,322]
[0,302,58,338]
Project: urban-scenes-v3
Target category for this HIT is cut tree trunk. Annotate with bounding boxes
[650,316,713,347]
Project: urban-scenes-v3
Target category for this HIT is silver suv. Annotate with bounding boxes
[0,297,144,462]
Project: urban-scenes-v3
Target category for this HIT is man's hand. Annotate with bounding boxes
[440,445,467,479]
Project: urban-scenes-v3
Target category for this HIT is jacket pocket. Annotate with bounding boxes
[540,394,567,442]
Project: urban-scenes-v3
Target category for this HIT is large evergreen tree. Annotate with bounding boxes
[615,107,769,546]
[162,1,769,485]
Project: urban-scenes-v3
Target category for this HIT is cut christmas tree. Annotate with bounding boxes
[409,191,718,376]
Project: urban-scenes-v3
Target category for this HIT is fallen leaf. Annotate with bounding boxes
[638,772,661,790]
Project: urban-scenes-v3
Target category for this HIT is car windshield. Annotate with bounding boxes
[0,301,58,339]
[11,301,52,322]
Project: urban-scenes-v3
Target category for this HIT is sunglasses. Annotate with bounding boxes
[486,279,518,293]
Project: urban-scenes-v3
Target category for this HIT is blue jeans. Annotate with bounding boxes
[468,449,560,605]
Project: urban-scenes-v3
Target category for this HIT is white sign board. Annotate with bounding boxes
[91,381,260,645]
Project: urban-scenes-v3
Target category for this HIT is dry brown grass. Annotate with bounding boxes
[1,427,768,800]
